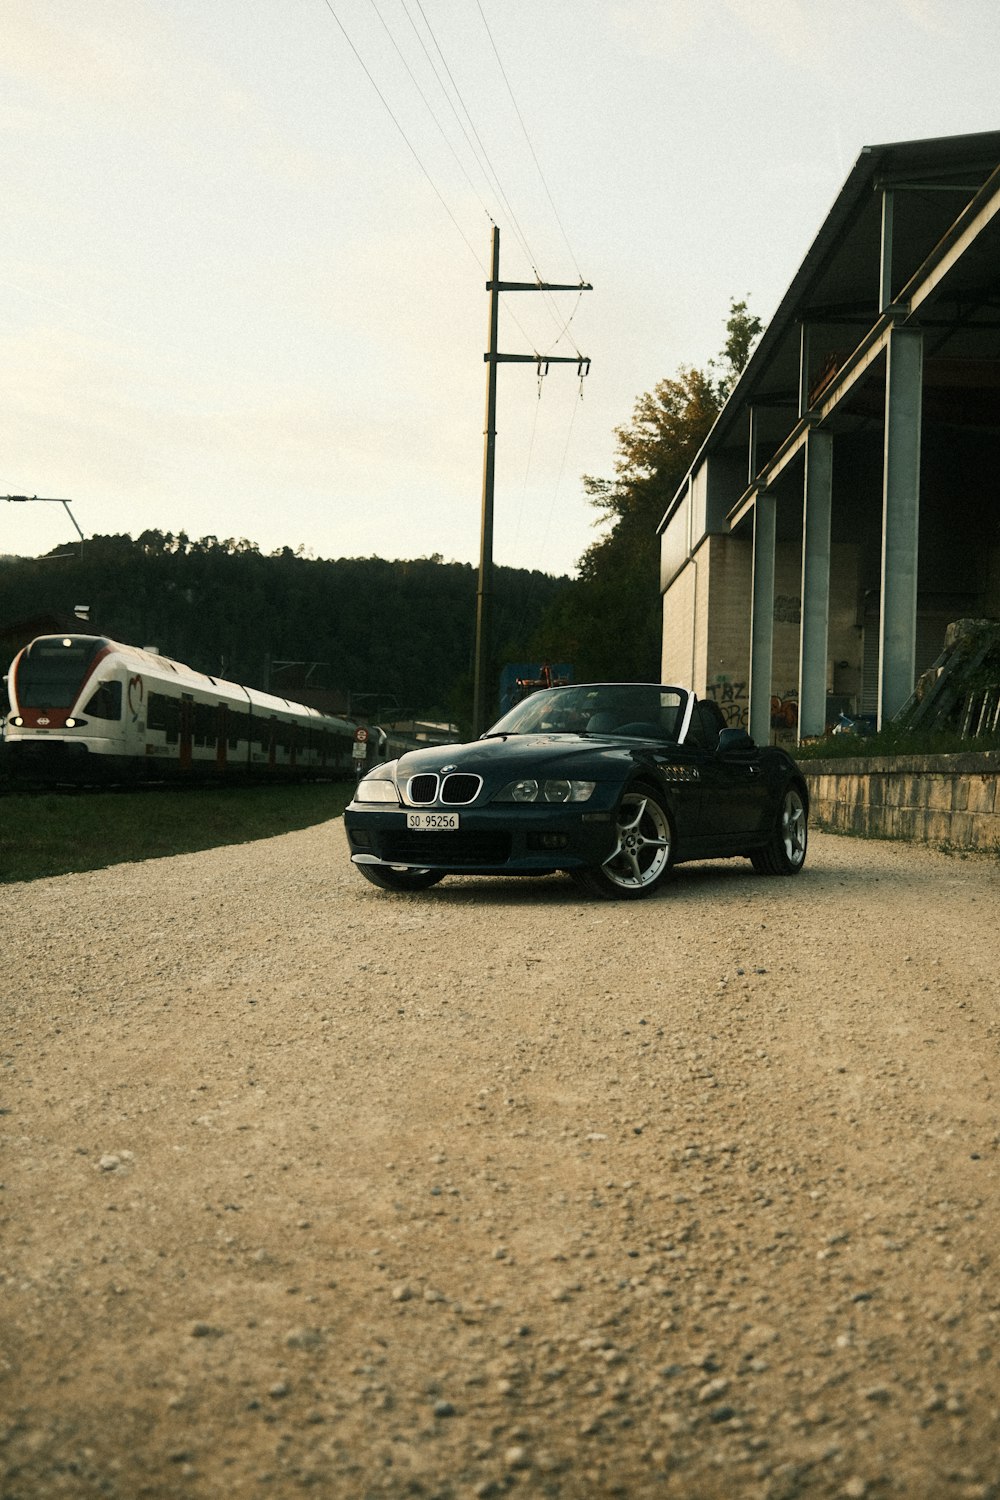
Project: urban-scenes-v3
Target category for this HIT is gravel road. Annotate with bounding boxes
[2,822,998,1500]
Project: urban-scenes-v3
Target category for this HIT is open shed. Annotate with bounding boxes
[658,129,1000,741]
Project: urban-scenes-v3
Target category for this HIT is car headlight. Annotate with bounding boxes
[494,777,595,804]
[355,775,400,804]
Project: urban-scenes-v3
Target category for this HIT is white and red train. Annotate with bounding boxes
[3,634,358,783]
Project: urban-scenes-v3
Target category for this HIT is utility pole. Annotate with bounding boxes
[472,226,592,737]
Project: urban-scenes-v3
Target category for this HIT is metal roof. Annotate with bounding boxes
[659,128,1000,533]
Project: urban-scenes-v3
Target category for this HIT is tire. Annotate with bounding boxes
[573,784,674,900]
[751,784,808,875]
[356,864,445,892]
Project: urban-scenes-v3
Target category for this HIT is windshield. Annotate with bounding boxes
[487,684,686,741]
[14,636,108,709]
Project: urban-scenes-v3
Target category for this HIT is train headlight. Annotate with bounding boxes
[65,718,77,728]
[10,716,23,727]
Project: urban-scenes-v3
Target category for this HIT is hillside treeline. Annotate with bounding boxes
[0,532,569,726]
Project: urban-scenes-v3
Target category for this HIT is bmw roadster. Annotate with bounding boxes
[344,683,808,900]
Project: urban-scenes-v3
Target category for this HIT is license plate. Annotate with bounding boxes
[406,811,459,831]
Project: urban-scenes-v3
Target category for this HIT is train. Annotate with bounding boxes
[2,633,359,784]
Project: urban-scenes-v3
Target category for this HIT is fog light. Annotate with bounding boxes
[529,832,569,850]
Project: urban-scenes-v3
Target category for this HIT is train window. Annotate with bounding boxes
[83,679,123,721]
[228,711,249,749]
[148,693,181,743]
[16,636,108,708]
[193,702,214,747]
[148,692,167,732]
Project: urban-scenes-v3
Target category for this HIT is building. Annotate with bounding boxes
[658,130,1000,742]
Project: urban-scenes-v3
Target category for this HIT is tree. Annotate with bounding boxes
[533,299,762,679]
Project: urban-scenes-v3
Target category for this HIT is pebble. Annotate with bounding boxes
[698,1378,730,1403]
[284,1326,323,1349]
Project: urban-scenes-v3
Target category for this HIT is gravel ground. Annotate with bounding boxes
[1,822,998,1500]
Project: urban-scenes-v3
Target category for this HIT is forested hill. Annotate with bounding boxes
[0,532,571,725]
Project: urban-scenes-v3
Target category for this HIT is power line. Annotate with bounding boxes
[318,0,484,269]
[411,0,540,279]
[474,0,585,286]
[369,0,495,227]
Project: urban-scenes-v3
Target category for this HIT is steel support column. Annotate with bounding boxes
[798,429,833,740]
[878,325,923,725]
[748,491,776,745]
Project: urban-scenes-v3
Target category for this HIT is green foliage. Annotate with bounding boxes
[531,299,762,680]
[0,782,352,884]
[794,727,1000,760]
[0,536,566,726]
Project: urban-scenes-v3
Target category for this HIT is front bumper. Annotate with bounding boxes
[344,801,618,874]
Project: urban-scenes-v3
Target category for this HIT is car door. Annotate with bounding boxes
[683,700,771,844]
[714,734,773,839]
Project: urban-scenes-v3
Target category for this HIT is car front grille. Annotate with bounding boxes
[441,773,480,804]
[381,831,511,866]
[405,772,483,806]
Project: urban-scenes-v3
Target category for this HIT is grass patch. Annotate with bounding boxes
[0,780,353,884]
[795,728,1000,760]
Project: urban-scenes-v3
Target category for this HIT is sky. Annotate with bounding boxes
[3,0,1000,577]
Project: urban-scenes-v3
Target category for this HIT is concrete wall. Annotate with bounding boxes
[661,558,697,689]
[803,752,1000,850]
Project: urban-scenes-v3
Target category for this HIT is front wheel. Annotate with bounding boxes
[572,785,674,900]
[751,785,808,875]
[356,864,445,892]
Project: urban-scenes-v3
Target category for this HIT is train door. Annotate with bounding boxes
[179,695,194,770]
[124,673,146,758]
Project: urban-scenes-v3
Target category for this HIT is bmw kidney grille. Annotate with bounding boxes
[406,772,482,806]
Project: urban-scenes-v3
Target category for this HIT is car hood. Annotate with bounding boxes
[392,734,652,780]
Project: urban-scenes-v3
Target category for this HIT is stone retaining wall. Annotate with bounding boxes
[802,752,1000,851]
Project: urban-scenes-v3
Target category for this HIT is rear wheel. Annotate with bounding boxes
[573,785,673,900]
[751,785,808,875]
[356,864,445,892]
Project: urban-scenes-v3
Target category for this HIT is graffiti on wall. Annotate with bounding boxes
[706,678,800,732]
[706,677,749,728]
[770,691,799,730]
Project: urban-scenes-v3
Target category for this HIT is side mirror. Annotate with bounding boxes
[717,727,756,755]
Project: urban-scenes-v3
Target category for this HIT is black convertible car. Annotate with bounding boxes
[345,683,808,900]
